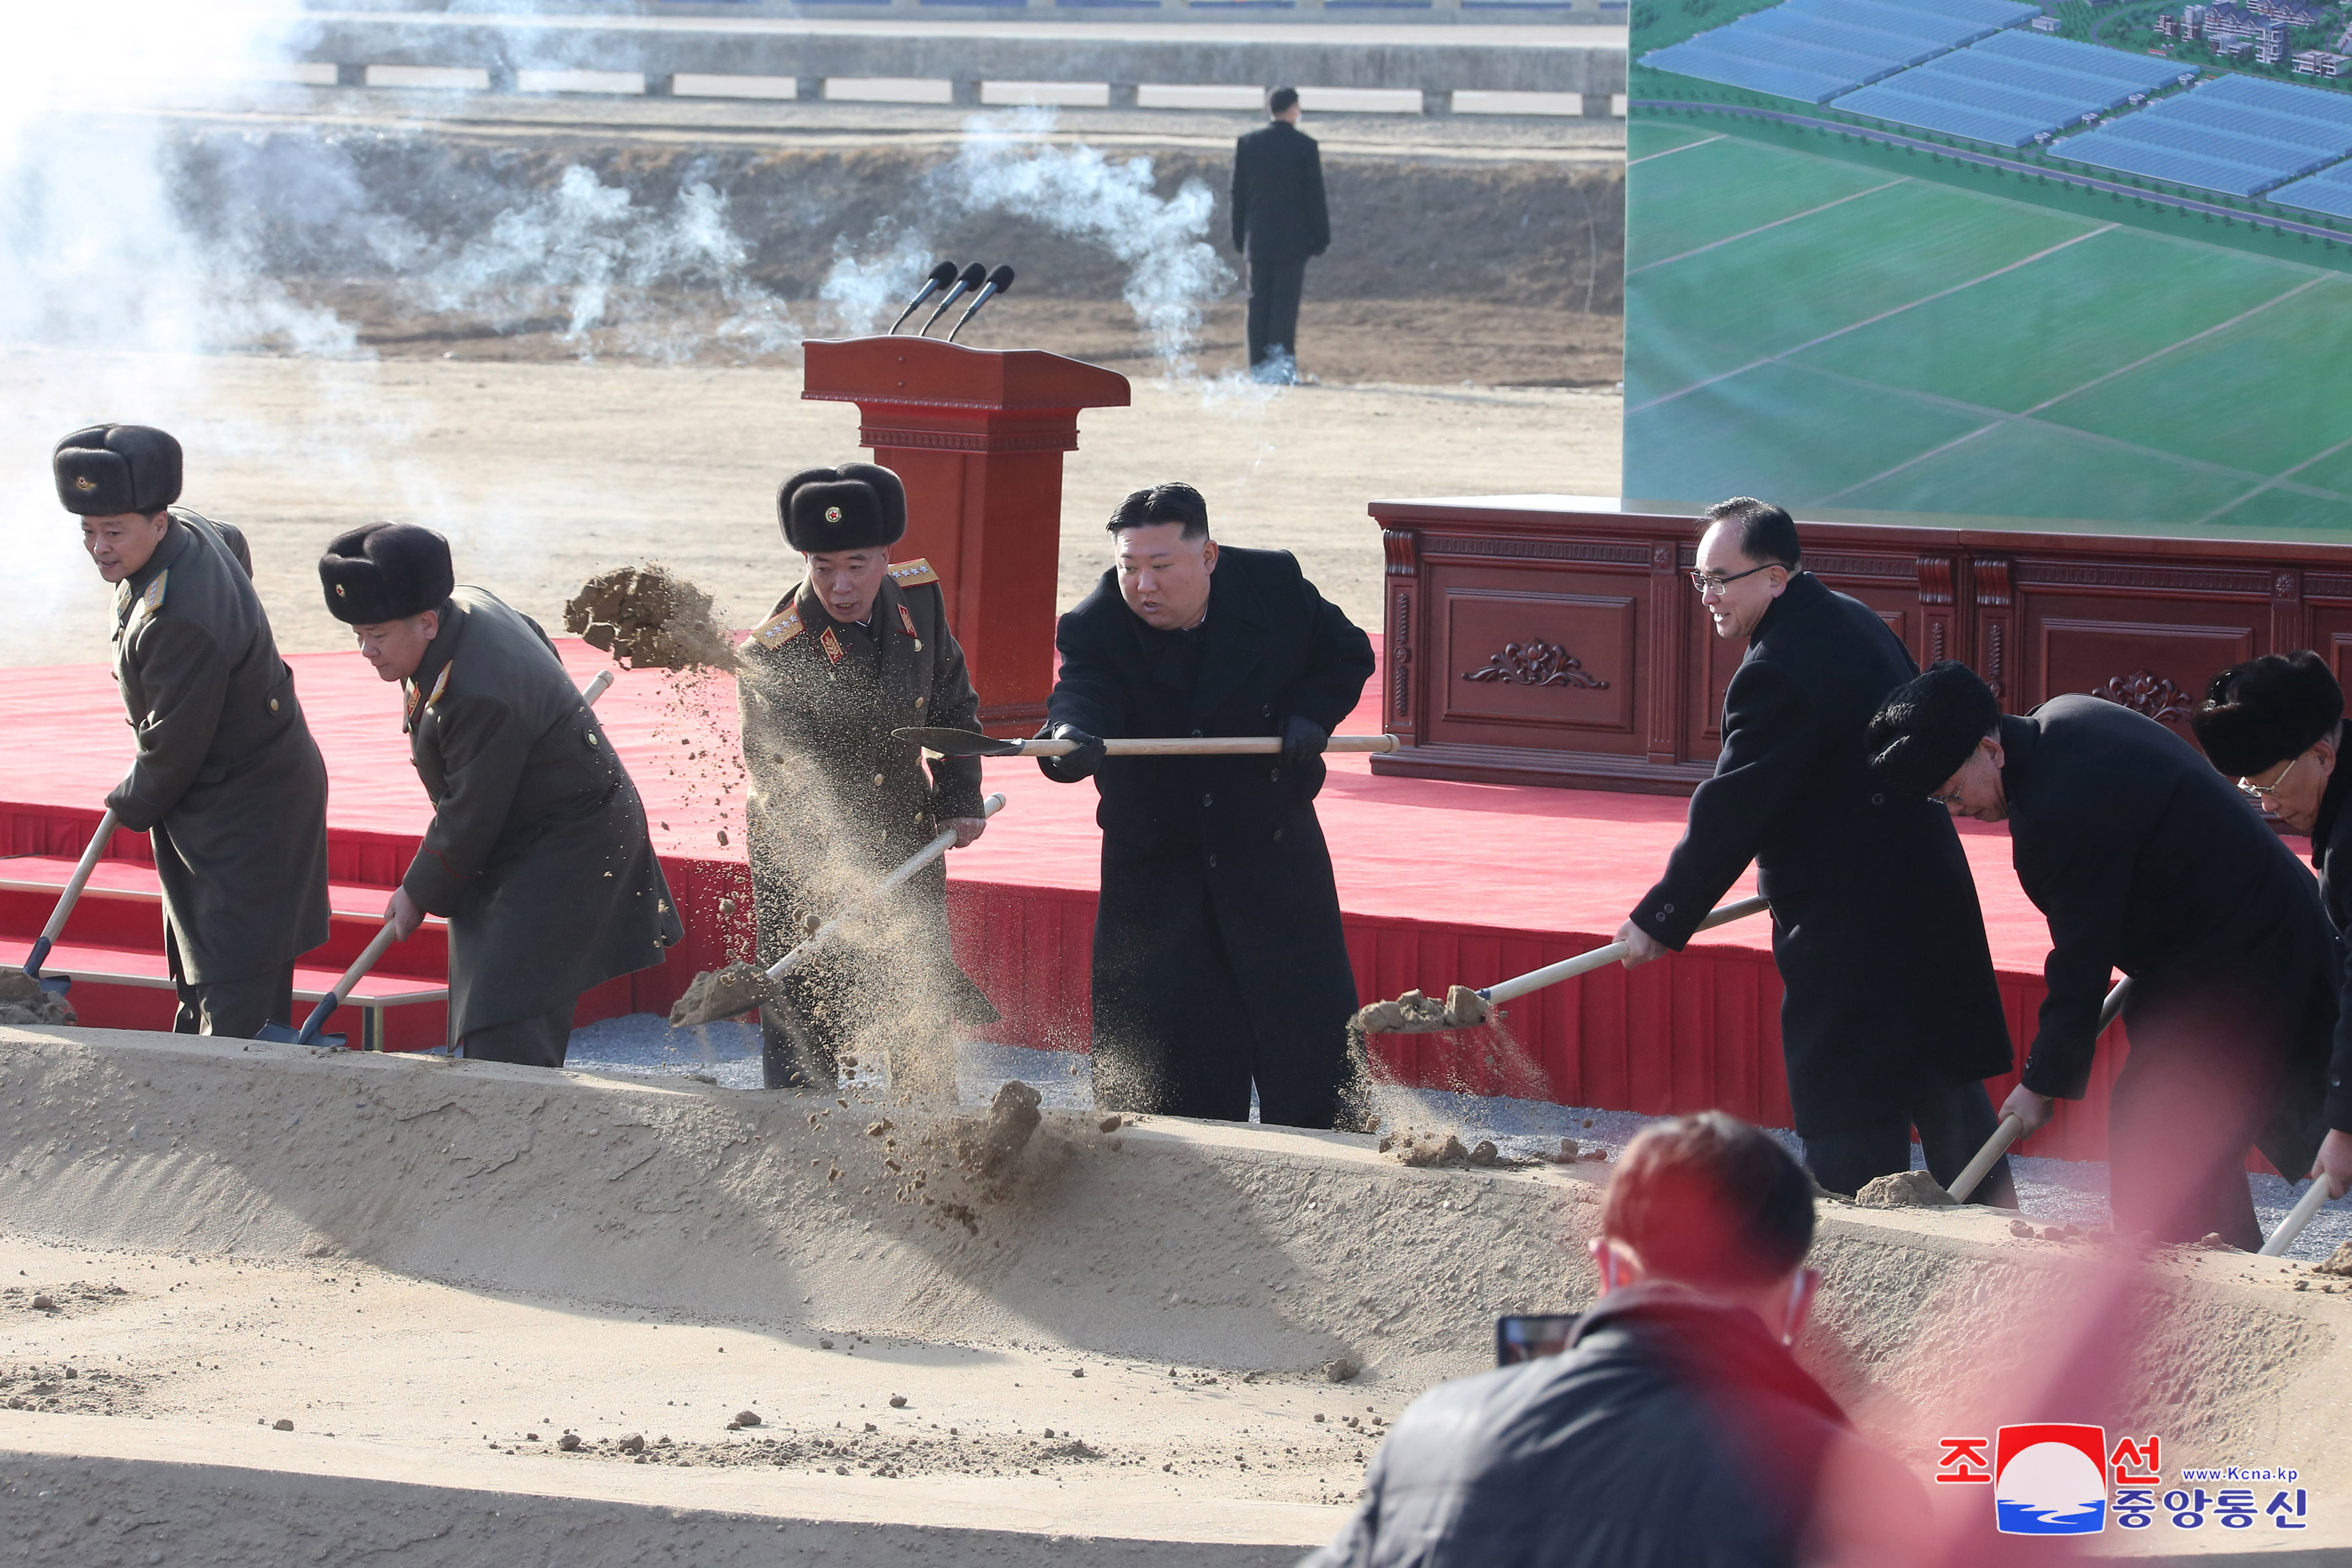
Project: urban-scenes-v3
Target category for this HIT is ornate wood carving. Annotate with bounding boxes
[1381,528,1418,576]
[1974,558,2013,608]
[2014,560,2270,597]
[1984,624,2006,700]
[1462,641,1608,690]
[2094,669,2193,723]
[1392,589,1412,720]
[1803,551,1915,581]
[1423,537,1651,567]
[1929,619,1948,664]
[1916,555,1956,605]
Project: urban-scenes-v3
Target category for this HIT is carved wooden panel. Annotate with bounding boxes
[2035,617,2254,724]
[1436,586,1638,743]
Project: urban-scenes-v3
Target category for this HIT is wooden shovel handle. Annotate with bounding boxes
[2258,1174,2334,1257]
[1947,1113,2023,1204]
[1480,896,1771,1008]
[1028,734,1401,757]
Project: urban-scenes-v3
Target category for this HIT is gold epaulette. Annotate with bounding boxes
[745,603,807,648]
[888,558,940,588]
[404,661,452,728]
[139,570,169,617]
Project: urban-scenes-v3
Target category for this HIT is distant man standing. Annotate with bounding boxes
[1616,499,2015,1201]
[1040,482,1372,1128]
[319,523,682,1067]
[1231,86,1330,382]
[57,424,330,1038]
[735,461,996,1099]
[1871,663,2336,1247]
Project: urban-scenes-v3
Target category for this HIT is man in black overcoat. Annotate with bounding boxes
[1040,481,1373,1128]
[1617,499,2015,1200]
[58,424,331,1038]
[2191,652,2352,1204]
[1231,86,1330,381]
[320,524,684,1067]
[1868,663,2337,1248]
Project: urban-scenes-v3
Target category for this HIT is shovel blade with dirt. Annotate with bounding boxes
[894,727,1400,758]
[1353,896,1773,1035]
[668,791,1007,1030]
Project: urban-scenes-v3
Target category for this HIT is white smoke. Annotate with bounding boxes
[822,109,1237,381]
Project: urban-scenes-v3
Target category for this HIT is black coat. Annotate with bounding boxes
[1045,546,1372,1126]
[108,509,331,984]
[2304,726,2352,1131]
[1632,572,2011,1135]
[402,588,684,1039]
[1300,1285,1863,1568]
[2000,698,2338,1115]
[1232,120,1331,261]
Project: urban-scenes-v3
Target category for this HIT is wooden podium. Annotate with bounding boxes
[803,337,1131,735]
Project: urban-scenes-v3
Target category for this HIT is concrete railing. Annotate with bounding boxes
[311,0,1626,27]
[291,11,1630,115]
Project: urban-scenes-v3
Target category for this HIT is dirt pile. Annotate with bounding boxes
[0,973,73,1028]
[1854,1171,1958,1210]
[566,564,741,674]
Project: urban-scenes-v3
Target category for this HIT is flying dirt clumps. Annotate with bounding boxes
[0,973,74,1028]
[956,1080,1043,1186]
[1351,985,1490,1036]
[1853,1170,1958,1209]
[566,564,740,674]
[668,961,769,1028]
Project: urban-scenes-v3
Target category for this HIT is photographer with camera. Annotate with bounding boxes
[1300,1113,1919,1568]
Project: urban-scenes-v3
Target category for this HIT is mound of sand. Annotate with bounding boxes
[0,972,73,1028]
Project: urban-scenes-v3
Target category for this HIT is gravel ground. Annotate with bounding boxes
[564,1015,2352,1261]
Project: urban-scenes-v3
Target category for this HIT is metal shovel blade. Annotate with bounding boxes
[892,727,1026,757]
[35,975,71,997]
[668,961,776,1030]
[253,1021,348,1048]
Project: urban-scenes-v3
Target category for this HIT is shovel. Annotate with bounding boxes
[256,667,619,1050]
[1354,895,1773,1035]
[895,727,1400,758]
[21,807,121,996]
[1946,976,2134,1202]
[2257,1173,2337,1258]
[668,791,1007,1029]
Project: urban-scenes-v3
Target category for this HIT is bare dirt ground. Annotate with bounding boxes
[0,1026,2344,1563]
[5,349,1622,669]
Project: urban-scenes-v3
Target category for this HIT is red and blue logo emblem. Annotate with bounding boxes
[1995,1424,2108,1535]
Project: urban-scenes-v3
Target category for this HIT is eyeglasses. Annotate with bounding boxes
[1926,788,1966,809]
[2238,755,2299,801]
[1687,564,1776,596]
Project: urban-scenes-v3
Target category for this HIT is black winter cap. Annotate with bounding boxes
[54,425,183,516]
[2191,651,2344,778]
[779,462,907,554]
[318,522,455,625]
[1866,661,2003,802]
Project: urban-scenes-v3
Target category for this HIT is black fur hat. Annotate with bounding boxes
[779,463,907,554]
[2191,651,2343,778]
[1866,661,2003,801]
[54,425,183,516]
[318,522,455,625]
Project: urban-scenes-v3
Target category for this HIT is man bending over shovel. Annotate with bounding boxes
[320,524,683,1067]
[1614,499,2015,1202]
[1040,481,1373,1128]
[734,461,997,1097]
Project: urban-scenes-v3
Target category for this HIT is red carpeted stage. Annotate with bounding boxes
[0,637,2181,1165]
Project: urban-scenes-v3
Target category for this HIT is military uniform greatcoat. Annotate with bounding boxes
[400,586,683,1044]
[735,559,995,1079]
[109,507,331,1005]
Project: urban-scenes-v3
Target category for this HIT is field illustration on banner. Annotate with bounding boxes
[1625,0,2352,532]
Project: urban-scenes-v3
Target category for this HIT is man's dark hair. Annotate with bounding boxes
[1270,86,1300,115]
[1603,1112,1814,1291]
[2191,651,2344,779]
[1701,497,1801,570]
[1109,482,1210,539]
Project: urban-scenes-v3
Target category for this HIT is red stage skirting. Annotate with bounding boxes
[0,637,2229,1166]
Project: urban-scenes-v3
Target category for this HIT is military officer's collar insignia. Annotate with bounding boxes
[897,601,922,651]
[820,626,846,665]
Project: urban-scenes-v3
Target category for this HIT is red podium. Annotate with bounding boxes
[803,337,1131,734]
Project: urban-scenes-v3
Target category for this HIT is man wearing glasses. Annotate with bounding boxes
[1865,661,2335,1248]
[1613,498,2016,1202]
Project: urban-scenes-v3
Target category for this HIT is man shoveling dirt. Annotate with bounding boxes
[564,564,740,674]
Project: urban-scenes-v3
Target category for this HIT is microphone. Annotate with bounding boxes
[888,261,960,335]
[919,262,988,336]
[947,266,1016,343]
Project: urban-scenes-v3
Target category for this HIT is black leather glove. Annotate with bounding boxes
[1038,722,1107,783]
[1279,714,1328,773]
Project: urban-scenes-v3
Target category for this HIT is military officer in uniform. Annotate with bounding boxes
[736,462,995,1098]
[318,522,682,1067]
[1039,481,1373,1129]
[58,424,331,1037]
